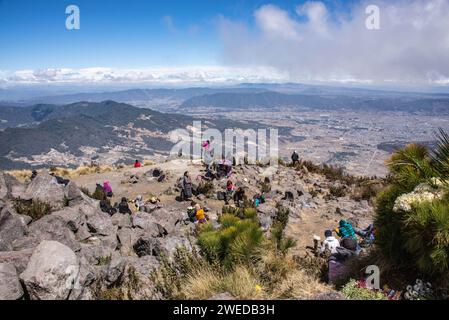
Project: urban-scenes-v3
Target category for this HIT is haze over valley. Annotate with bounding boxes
[1,83,448,176]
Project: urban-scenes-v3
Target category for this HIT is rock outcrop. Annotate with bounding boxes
[0,263,24,300]
[20,240,79,300]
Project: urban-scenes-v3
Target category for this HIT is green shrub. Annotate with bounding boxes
[328,185,346,198]
[222,206,257,220]
[270,206,296,254]
[151,246,209,300]
[341,279,388,300]
[13,199,51,221]
[403,200,449,274]
[198,214,263,268]
[387,143,437,189]
[96,255,112,266]
[374,132,449,285]
[374,185,414,268]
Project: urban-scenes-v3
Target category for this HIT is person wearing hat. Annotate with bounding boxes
[319,230,340,254]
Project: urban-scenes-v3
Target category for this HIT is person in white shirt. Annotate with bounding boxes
[320,230,340,254]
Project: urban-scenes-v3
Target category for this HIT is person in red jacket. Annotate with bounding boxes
[134,159,142,168]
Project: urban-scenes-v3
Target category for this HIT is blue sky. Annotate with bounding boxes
[0,0,355,70]
[0,0,448,86]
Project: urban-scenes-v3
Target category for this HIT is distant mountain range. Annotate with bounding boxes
[180,91,449,114]
[0,100,272,169]
[2,83,449,115]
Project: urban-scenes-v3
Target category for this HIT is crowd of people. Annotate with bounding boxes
[32,148,378,276]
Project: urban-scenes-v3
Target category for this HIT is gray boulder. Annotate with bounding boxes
[52,206,86,233]
[0,172,26,200]
[152,235,192,258]
[133,236,157,257]
[111,213,132,228]
[13,215,80,252]
[105,256,126,286]
[152,208,184,235]
[0,172,8,200]
[24,171,65,209]
[124,256,161,299]
[69,255,96,300]
[20,240,79,300]
[78,244,114,266]
[256,203,276,231]
[132,212,164,237]
[0,263,24,300]
[117,227,144,256]
[85,211,115,236]
[0,208,27,251]
[0,248,34,273]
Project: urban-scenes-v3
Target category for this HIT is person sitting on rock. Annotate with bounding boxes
[117,197,132,214]
[233,187,246,207]
[100,199,116,216]
[224,180,235,205]
[181,171,193,201]
[319,230,340,255]
[335,220,357,240]
[134,159,142,168]
[291,150,300,166]
[252,193,266,207]
[30,170,38,181]
[93,183,107,201]
[354,224,376,248]
[50,172,70,186]
[339,236,358,252]
[102,180,113,197]
[194,203,207,224]
[134,195,145,211]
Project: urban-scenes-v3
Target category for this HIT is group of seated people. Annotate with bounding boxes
[318,220,376,283]
[319,220,375,256]
[213,178,266,209]
[99,196,133,216]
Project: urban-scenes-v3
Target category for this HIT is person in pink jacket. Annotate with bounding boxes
[102,180,113,197]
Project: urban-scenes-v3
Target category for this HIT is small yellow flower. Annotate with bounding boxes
[255,284,263,292]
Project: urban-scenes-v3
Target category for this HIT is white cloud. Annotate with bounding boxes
[219,0,449,85]
[0,66,289,86]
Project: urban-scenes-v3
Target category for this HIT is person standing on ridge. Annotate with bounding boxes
[291,150,300,166]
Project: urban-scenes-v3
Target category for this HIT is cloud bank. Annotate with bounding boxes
[0,66,288,87]
[218,0,449,85]
[3,1,449,87]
